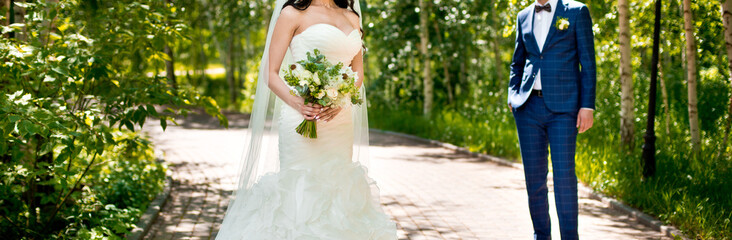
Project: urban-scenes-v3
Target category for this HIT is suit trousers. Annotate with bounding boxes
[512,95,579,240]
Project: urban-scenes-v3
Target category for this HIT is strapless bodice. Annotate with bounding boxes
[289,24,362,66]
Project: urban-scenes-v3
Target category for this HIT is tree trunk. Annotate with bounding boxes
[660,54,671,135]
[459,54,466,98]
[226,35,237,104]
[719,0,732,158]
[642,0,662,178]
[10,0,26,41]
[1,0,8,28]
[164,0,177,90]
[197,35,208,86]
[432,22,453,104]
[419,0,432,115]
[206,3,235,105]
[491,8,504,85]
[683,0,701,154]
[164,45,178,90]
[618,0,635,149]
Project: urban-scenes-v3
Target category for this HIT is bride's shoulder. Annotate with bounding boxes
[343,9,360,28]
[280,5,305,21]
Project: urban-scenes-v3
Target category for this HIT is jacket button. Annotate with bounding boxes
[540,55,544,59]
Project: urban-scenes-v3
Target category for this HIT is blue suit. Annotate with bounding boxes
[508,0,596,239]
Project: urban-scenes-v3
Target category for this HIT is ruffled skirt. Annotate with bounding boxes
[216,104,396,240]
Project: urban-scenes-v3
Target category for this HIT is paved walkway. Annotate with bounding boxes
[142,112,668,240]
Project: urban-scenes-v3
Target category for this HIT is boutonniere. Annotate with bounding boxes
[556,17,570,31]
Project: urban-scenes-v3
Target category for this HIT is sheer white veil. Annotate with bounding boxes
[216,0,368,238]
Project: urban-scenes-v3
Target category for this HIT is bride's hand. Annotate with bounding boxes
[317,106,342,122]
[292,98,322,120]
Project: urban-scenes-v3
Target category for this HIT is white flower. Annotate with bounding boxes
[301,69,313,80]
[339,67,358,82]
[556,18,570,31]
[313,74,321,85]
[291,64,304,75]
[326,87,339,98]
[315,90,326,99]
[298,80,308,86]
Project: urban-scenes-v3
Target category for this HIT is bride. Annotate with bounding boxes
[215,0,397,239]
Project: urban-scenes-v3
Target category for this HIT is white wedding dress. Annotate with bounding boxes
[215,24,397,240]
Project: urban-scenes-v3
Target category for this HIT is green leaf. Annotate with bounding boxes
[160,118,167,131]
[95,137,105,154]
[52,67,69,76]
[103,131,115,145]
[133,107,146,125]
[20,120,37,136]
[145,104,158,117]
[123,120,134,131]
[8,114,21,123]
[39,142,54,156]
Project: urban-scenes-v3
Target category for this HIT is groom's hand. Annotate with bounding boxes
[577,109,594,133]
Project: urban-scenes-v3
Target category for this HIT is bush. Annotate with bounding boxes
[0,131,166,239]
[0,0,225,238]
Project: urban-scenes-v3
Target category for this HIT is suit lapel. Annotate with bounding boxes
[526,9,541,54]
[542,0,566,52]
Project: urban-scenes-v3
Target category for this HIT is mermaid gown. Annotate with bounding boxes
[215,23,397,240]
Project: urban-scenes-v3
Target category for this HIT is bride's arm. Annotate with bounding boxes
[268,7,320,120]
[351,50,365,89]
[347,12,365,89]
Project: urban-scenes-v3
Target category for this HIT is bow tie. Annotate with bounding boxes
[535,4,552,13]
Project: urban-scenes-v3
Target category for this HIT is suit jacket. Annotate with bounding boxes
[507,0,597,113]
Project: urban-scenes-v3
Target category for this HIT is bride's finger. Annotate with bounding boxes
[322,109,341,122]
[318,108,336,118]
[304,106,318,113]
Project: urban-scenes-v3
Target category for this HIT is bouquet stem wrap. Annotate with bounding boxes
[296,120,317,139]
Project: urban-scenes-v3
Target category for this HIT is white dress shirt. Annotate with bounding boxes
[532,0,558,91]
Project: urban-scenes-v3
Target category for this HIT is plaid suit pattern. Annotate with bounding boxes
[513,96,579,240]
[508,0,596,239]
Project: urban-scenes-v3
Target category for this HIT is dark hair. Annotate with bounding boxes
[282,0,363,37]
[283,0,359,17]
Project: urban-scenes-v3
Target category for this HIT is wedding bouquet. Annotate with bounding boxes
[281,49,362,139]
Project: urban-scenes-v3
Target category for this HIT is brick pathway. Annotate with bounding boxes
[142,112,669,240]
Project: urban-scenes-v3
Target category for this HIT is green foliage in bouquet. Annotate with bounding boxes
[281,49,362,138]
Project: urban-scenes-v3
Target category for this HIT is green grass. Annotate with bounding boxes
[369,103,521,160]
[369,104,732,239]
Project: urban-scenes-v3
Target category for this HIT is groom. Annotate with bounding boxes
[507,0,596,239]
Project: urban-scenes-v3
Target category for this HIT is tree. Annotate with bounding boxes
[683,0,701,154]
[491,4,504,87]
[642,0,662,178]
[1,0,8,28]
[618,0,634,149]
[432,21,454,104]
[660,53,671,135]
[164,0,178,90]
[419,0,432,115]
[720,0,732,157]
